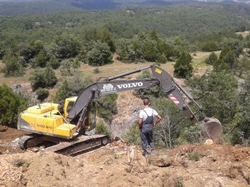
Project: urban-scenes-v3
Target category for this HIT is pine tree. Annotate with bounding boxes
[34,50,49,67]
[99,27,116,52]
[87,42,112,66]
[54,80,70,102]
[205,52,218,65]
[44,64,58,87]
[49,56,60,69]
[2,52,24,77]
[174,51,193,78]
[0,84,27,127]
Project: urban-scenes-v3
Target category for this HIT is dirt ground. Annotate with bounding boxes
[0,127,249,187]
[0,126,26,154]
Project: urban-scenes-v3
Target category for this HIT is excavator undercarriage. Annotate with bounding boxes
[18,134,110,156]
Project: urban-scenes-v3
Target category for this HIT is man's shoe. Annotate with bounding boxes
[142,151,149,157]
[150,150,156,156]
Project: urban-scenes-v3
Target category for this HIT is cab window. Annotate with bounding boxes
[67,101,75,113]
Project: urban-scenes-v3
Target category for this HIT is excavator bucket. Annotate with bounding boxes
[200,117,223,142]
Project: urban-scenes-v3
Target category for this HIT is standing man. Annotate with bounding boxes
[138,98,162,156]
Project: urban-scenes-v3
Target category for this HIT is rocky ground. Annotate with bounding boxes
[0,127,250,187]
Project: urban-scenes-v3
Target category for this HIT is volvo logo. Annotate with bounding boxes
[101,84,117,93]
[117,82,143,89]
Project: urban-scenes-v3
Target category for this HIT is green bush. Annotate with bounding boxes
[34,50,49,67]
[157,53,167,63]
[174,177,184,187]
[97,94,118,122]
[0,84,28,127]
[54,77,93,103]
[49,56,60,69]
[93,68,100,74]
[51,35,80,59]
[87,41,113,66]
[29,65,58,91]
[54,80,70,103]
[187,70,238,125]
[188,152,200,161]
[95,121,112,137]
[135,70,162,98]
[36,88,49,102]
[174,51,193,78]
[60,60,73,76]
[122,123,141,145]
[205,52,218,65]
[2,52,24,77]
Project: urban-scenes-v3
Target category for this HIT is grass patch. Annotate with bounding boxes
[174,177,184,187]
[12,158,30,168]
[188,152,200,162]
[95,121,112,137]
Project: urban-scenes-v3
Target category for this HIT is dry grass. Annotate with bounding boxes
[236,31,250,38]
[0,52,213,87]
[191,51,220,70]
[0,59,174,87]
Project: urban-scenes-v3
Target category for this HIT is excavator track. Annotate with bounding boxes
[19,134,110,156]
[45,134,109,156]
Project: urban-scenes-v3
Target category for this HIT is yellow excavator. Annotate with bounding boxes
[17,65,223,156]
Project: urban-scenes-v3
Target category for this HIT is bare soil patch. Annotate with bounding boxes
[0,140,249,187]
[0,126,26,154]
[236,31,250,38]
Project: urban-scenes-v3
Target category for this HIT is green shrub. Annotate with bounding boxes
[188,152,200,162]
[51,35,80,59]
[174,51,193,78]
[54,80,70,103]
[29,65,58,91]
[34,50,49,67]
[136,70,162,98]
[97,94,118,122]
[0,84,28,127]
[122,123,141,145]
[205,52,218,65]
[93,68,100,74]
[174,177,184,187]
[157,53,167,63]
[2,52,24,77]
[12,158,30,168]
[95,121,112,137]
[49,56,60,69]
[87,41,113,66]
[36,88,49,102]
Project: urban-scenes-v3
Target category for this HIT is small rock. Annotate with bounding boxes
[32,148,39,152]
[204,139,213,145]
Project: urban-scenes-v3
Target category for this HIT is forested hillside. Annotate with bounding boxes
[0,4,249,42]
[0,0,249,16]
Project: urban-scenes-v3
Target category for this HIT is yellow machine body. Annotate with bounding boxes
[17,97,78,139]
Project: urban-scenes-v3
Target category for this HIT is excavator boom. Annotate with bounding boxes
[68,65,222,141]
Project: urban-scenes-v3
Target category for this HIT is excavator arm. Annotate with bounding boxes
[67,65,222,141]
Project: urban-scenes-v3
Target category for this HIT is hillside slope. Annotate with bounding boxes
[0,137,249,187]
[0,3,250,40]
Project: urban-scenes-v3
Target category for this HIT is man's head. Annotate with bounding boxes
[143,98,150,106]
